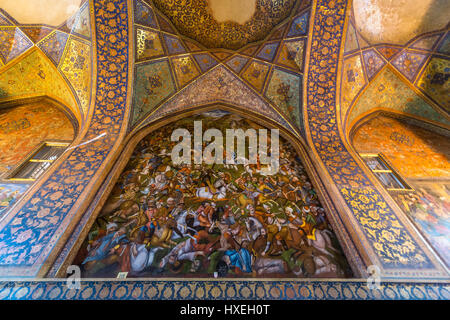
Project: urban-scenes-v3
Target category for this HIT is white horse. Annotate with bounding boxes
[307,229,338,256]
[195,186,227,199]
[173,209,199,239]
[244,216,265,241]
[130,244,161,273]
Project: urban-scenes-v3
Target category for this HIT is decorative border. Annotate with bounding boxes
[0,280,448,300]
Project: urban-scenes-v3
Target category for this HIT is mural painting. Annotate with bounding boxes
[0,102,75,176]
[74,111,352,279]
[353,115,450,267]
[390,181,450,267]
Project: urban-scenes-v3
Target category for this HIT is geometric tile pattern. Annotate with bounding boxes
[225,55,249,74]
[127,0,312,136]
[193,53,218,73]
[37,30,70,66]
[0,4,93,127]
[0,0,447,283]
[362,49,386,80]
[0,0,124,278]
[343,14,450,118]
[287,11,309,38]
[307,0,445,274]
[211,51,232,61]
[59,37,92,115]
[277,39,306,71]
[141,66,292,132]
[341,53,366,122]
[265,68,302,126]
[132,59,176,126]
[183,40,202,52]
[134,0,158,29]
[357,32,371,49]
[0,13,11,26]
[155,12,176,34]
[171,55,200,88]
[162,34,186,55]
[268,23,289,41]
[0,27,33,64]
[377,46,401,61]
[256,42,280,62]
[344,22,359,54]
[241,60,271,92]
[240,44,260,57]
[391,50,429,81]
[437,32,450,55]
[71,2,91,39]
[20,27,53,44]
[349,67,450,127]
[0,49,77,117]
[410,34,442,51]
[417,56,450,111]
[135,28,164,61]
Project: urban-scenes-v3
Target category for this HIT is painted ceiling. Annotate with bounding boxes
[353,0,450,45]
[341,4,450,132]
[151,0,300,50]
[0,0,83,26]
[129,0,311,139]
[0,0,91,123]
[0,0,448,140]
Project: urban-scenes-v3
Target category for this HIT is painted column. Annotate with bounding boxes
[304,0,448,279]
[0,0,131,278]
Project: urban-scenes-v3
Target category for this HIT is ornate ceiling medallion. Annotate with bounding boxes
[151,0,299,50]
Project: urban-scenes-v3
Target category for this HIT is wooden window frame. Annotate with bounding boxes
[4,141,70,182]
[360,153,414,192]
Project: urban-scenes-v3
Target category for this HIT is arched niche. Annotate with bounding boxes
[54,105,359,279]
[0,97,78,218]
[350,111,450,268]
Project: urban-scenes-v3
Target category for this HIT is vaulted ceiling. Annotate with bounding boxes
[0,0,448,138]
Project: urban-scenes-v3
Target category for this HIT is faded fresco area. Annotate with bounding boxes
[74,111,351,278]
[353,115,450,267]
[391,181,450,267]
[0,102,75,176]
[0,183,29,217]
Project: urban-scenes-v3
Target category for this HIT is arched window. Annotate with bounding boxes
[352,112,450,267]
[0,99,76,216]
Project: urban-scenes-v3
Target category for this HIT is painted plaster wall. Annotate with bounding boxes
[353,115,450,267]
[0,0,446,282]
[207,0,256,24]
[353,0,450,45]
[0,0,82,27]
[0,102,75,175]
[353,115,450,178]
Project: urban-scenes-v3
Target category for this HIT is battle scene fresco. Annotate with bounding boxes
[390,181,450,268]
[74,111,352,279]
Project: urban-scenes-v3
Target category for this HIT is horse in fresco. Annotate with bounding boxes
[195,186,227,200]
